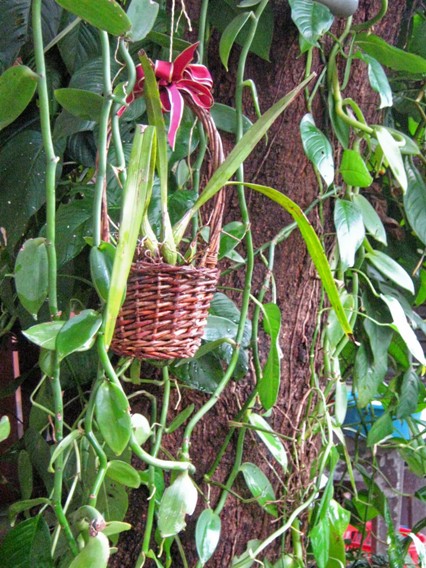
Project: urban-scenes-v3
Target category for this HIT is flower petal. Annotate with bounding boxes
[177,80,214,109]
[172,42,199,80]
[185,64,213,87]
[155,59,174,83]
[165,83,184,150]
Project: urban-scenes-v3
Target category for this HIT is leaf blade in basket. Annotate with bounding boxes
[104,124,157,349]
[172,73,315,244]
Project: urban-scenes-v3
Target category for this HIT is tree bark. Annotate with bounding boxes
[111,1,409,566]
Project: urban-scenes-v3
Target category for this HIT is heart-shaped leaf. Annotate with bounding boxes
[0,65,38,130]
[56,309,102,360]
[14,238,48,319]
[196,509,221,565]
[300,113,334,186]
[334,199,365,270]
[95,381,131,455]
[340,149,373,188]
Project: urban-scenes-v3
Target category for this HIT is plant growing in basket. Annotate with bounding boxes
[102,46,315,361]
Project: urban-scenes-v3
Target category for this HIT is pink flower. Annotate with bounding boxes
[117,43,213,150]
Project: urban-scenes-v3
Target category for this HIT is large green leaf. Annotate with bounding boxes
[54,88,103,121]
[258,303,282,410]
[106,460,141,489]
[69,533,110,568]
[95,381,132,455]
[239,184,353,337]
[358,53,393,109]
[22,321,64,350]
[104,125,157,348]
[0,515,53,568]
[208,0,273,62]
[397,369,419,419]
[0,65,38,130]
[0,0,31,74]
[355,32,426,74]
[404,158,426,246]
[339,149,373,188]
[240,462,278,517]
[352,194,386,245]
[14,238,48,319]
[300,113,334,186]
[334,199,365,270]
[366,250,414,294]
[54,0,131,36]
[0,415,10,442]
[57,19,101,74]
[380,294,426,366]
[248,413,287,471]
[367,412,393,446]
[310,517,330,568]
[0,130,63,250]
[211,103,252,135]
[354,344,383,408]
[219,12,251,70]
[157,471,198,538]
[126,0,159,42]
[56,310,102,360]
[196,509,221,565]
[289,0,334,51]
[375,126,407,192]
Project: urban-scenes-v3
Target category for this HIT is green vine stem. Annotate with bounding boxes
[32,0,77,555]
[353,0,388,32]
[93,31,113,247]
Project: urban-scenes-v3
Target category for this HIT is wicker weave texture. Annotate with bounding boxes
[111,261,219,360]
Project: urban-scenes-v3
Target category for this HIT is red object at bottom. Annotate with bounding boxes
[344,522,426,565]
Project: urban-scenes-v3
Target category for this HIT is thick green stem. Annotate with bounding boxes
[353,0,388,31]
[32,0,77,555]
[93,31,113,247]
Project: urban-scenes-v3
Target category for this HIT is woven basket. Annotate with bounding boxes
[111,101,225,360]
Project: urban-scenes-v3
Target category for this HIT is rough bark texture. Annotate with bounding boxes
[110,2,409,566]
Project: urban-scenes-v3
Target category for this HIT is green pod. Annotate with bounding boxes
[90,243,116,302]
[69,532,110,568]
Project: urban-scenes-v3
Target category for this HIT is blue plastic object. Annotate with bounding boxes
[343,393,421,440]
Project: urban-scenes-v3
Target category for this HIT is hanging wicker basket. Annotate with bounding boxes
[111,102,225,360]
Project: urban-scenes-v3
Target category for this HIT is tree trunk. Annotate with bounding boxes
[111,1,409,566]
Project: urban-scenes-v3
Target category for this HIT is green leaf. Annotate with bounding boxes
[404,157,426,246]
[24,428,53,493]
[355,32,426,74]
[231,539,262,568]
[325,291,355,349]
[258,303,282,410]
[90,243,116,303]
[131,413,152,445]
[173,74,315,243]
[240,462,278,517]
[126,0,159,42]
[380,294,426,366]
[354,344,383,408]
[0,130,64,250]
[95,381,131,455]
[69,533,110,568]
[57,19,101,75]
[236,184,353,337]
[310,517,330,568]
[14,238,48,319]
[102,521,132,537]
[8,498,50,525]
[334,199,365,270]
[54,88,103,121]
[219,221,246,260]
[327,500,350,568]
[367,411,393,446]
[56,310,102,360]
[328,91,349,149]
[158,471,198,538]
[352,194,387,245]
[104,125,157,348]
[248,413,287,471]
[22,321,65,350]
[211,103,252,134]
[0,1,31,74]
[334,380,348,426]
[0,65,38,130]
[339,149,373,188]
[48,430,82,473]
[0,515,53,568]
[219,12,251,70]
[289,0,334,51]
[366,250,414,294]
[397,369,419,419]
[167,405,195,434]
[0,415,10,442]
[375,126,407,192]
[18,450,33,501]
[359,53,393,109]
[55,0,131,36]
[196,509,221,565]
[106,460,141,488]
[300,113,334,186]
